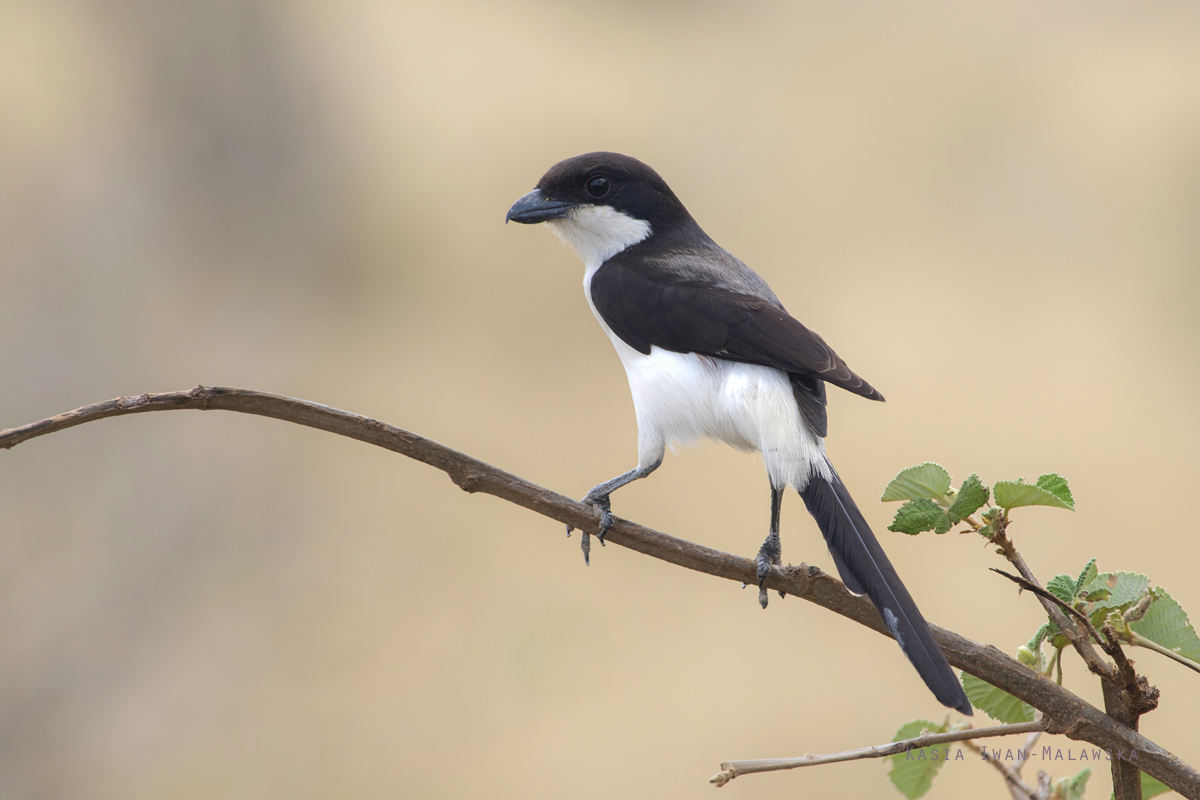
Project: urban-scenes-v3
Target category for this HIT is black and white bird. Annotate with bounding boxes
[506,152,971,715]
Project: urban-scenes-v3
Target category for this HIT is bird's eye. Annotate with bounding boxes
[585,176,610,199]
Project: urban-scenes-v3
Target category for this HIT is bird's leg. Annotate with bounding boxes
[756,484,785,608]
[568,457,661,565]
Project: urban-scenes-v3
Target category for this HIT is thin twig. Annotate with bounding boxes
[710,721,1044,786]
[989,569,1108,649]
[3,387,1199,799]
[964,739,1040,800]
[989,532,1117,681]
[1014,728,1043,775]
[990,571,1160,724]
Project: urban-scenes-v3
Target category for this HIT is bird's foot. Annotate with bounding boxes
[755,538,785,609]
[566,492,615,566]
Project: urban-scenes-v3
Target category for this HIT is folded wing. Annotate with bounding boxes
[589,257,885,409]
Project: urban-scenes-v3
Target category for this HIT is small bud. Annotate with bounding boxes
[1017,646,1038,666]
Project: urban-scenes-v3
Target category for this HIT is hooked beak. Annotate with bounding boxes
[505,189,576,224]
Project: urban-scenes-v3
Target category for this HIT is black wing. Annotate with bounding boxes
[590,256,885,423]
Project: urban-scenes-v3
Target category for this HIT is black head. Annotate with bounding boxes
[506,152,691,228]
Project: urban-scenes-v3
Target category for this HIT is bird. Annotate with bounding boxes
[505,152,972,715]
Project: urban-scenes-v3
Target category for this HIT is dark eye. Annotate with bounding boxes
[585,175,610,199]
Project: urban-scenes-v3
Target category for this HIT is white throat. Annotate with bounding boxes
[547,205,652,269]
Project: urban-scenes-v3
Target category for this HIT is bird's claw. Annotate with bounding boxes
[574,493,614,565]
[755,542,785,609]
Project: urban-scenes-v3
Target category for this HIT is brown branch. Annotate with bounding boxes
[991,530,1117,681]
[710,720,1043,786]
[989,566,1160,800]
[989,569,1108,649]
[1104,681,1146,800]
[2,387,1199,799]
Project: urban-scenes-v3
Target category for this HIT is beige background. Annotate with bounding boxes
[2,1,1198,798]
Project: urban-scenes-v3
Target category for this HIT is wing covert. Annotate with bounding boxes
[589,257,884,402]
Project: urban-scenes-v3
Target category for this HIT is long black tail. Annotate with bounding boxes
[800,468,972,715]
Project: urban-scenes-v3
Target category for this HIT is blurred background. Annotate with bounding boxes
[1,1,1198,797]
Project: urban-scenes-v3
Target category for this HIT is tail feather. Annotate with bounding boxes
[800,469,973,715]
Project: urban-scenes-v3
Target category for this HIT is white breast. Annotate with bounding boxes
[582,265,828,492]
[549,206,830,491]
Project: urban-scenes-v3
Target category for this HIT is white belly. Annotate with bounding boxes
[584,270,829,491]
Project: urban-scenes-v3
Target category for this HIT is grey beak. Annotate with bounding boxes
[506,189,576,224]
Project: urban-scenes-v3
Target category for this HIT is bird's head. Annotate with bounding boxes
[506,152,690,266]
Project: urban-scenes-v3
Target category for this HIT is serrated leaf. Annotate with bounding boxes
[888,719,950,800]
[1045,618,1069,650]
[1052,767,1091,800]
[1085,572,1151,613]
[882,463,952,502]
[1047,574,1077,604]
[1074,558,1098,595]
[1110,772,1173,800]
[994,478,1075,511]
[960,672,1035,723]
[947,474,989,520]
[1036,473,1075,510]
[888,499,945,535]
[1130,590,1200,665]
[1084,588,1111,602]
[933,510,955,535]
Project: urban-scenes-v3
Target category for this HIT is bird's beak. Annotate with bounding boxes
[506,189,575,224]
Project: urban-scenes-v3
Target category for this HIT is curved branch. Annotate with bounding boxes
[3,386,1198,799]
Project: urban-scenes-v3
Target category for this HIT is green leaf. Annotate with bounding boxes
[1036,473,1075,509]
[1141,773,1174,799]
[1047,574,1077,604]
[882,463,952,502]
[1109,772,1174,800]
[888,473,988,534]
[994,477,1075,511]
[1052,767,1091,800]
[947,474,989,520]
[1028,623,1051,652]
[1091,607,1117,629]
[960,672,1035,723]
[1085,572,1151,614]
[887,719,950,800]
[1130,590,1200,665]
[1074,558,1098,595]
[888,499,946,535]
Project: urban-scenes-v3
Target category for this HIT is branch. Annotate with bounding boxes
[1007,727,1046,800]
[710,720,1043,786]
[991,530,1117,681]
[989,569,1108,649]
[1126,631,1200,675]
[963,738,1041,800]
[1014,725,1044,775]
[3,387,1199,799]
